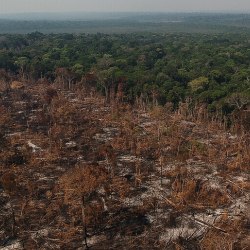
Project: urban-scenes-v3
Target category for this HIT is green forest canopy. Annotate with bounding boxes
[0,32,249,112]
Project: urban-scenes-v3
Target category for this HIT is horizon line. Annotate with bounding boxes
[1,10,250,15]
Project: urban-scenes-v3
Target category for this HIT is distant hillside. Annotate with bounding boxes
[0,12,250,34]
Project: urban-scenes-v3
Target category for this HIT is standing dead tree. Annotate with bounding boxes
[59,164,108,249]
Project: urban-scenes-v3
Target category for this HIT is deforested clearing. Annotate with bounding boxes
[0,82,249,249]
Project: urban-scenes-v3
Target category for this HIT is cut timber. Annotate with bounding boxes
[185,215,228,234]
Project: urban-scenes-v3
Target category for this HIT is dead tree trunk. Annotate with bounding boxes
[81,195,88,249]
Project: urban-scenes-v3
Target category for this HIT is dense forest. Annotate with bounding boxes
[0,32,250,113]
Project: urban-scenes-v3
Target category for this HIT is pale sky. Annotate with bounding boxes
[0,0,249,14]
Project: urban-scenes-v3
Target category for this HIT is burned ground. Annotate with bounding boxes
[0,83,249,249]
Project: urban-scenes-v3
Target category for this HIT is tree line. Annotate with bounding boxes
[0,32,249,112]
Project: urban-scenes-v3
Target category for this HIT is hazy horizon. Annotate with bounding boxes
[0,0,250,14]
[1,11,250,22]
